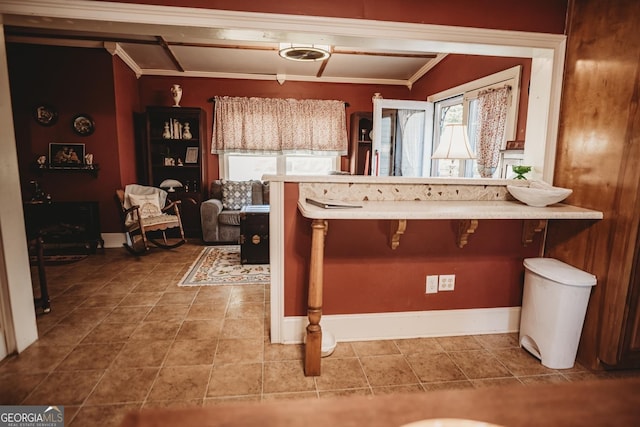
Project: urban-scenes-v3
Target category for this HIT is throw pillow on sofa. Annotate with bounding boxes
[221,180,253,210]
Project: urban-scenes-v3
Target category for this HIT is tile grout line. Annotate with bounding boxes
[202,284,232,404]
[392,340,429,393]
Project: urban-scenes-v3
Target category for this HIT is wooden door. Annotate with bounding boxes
[545,0,640,369]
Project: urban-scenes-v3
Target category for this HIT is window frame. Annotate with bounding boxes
[429,65,522,178]
[429,65,521,143]
[220,152,341,181]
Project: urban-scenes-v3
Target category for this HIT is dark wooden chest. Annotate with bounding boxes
[239,205,270,264]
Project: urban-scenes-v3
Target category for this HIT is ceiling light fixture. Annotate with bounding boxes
[278,43,331,61]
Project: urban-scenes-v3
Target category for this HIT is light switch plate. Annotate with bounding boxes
[426,275,439,294]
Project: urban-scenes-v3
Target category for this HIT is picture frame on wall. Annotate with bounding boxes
[185,147,199,164]
[49,143,85,166]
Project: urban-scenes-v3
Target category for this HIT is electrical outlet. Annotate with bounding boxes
[439,274,455,291]
[426,275,439,294]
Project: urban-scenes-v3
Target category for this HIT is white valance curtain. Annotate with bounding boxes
[475,86,511,177]
[211,96,348,155]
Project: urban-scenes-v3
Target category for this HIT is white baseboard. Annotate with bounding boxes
[102,232,126,248]
[278,307,521,344]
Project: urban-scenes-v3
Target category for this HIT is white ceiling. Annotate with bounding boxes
[3,16,447,87]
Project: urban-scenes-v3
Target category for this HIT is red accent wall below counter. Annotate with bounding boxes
[283,183,542,316]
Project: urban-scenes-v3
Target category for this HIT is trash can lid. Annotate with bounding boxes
[524,258,597,287]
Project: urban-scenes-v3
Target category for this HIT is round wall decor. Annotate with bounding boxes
[33,104,58,126]
[72,114,95,136]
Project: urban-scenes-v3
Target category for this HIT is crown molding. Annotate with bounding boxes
[104,41,142,78]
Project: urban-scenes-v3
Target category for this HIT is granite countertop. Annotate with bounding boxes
[298,199,603,220]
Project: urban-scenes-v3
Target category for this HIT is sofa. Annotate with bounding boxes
[200,179,269,243]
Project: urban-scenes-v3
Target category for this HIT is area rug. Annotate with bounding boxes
[178,245,270,286]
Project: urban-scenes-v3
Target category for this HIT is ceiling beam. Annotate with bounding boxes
[316,57,329,78]
[332,49,437,59]
[156,36,184,72]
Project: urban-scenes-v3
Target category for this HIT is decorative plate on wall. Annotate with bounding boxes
[72,113,95,136]
[33,104,58,126]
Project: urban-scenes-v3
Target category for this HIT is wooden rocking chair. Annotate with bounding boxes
[116,184,186,255]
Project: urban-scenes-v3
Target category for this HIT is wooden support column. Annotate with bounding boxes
[305,219,328,376]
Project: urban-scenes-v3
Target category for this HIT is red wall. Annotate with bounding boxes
[101,0,568,34]
[113,55,141,187]
[8,44,125,233]
[414,55,531,142]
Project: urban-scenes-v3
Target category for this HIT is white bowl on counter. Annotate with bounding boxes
[507,181,572,207]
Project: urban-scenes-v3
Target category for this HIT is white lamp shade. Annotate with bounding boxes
[159,179,183,192]
[432,124,476,160]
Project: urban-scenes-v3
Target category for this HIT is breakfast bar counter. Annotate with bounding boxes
[290,176,603,376]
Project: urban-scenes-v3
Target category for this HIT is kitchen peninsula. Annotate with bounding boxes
[265,175,603,376]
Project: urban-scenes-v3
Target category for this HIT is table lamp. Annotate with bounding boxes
[432,124,476,176]
[159,179,183,193]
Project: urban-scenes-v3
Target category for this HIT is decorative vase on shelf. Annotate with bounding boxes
[170,84,182,107]
[182,122,192,140]
[162,122,171,139]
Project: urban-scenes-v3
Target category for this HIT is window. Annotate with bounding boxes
[222,153,339,181]
[225,154,277,181]
[429,66,521,178]
[433,95,466,177]
[213,96,347,180]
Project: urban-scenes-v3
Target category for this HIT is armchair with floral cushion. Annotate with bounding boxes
[200,179,269,243]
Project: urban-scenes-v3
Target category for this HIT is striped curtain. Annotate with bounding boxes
[211,96,348,155]
[475,86,511,177]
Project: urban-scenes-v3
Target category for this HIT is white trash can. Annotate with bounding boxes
[519,257,597,369]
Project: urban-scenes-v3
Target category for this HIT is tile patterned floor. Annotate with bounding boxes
[1,242,638,426]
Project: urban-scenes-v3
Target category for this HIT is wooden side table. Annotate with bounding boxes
[239,205,270,264]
